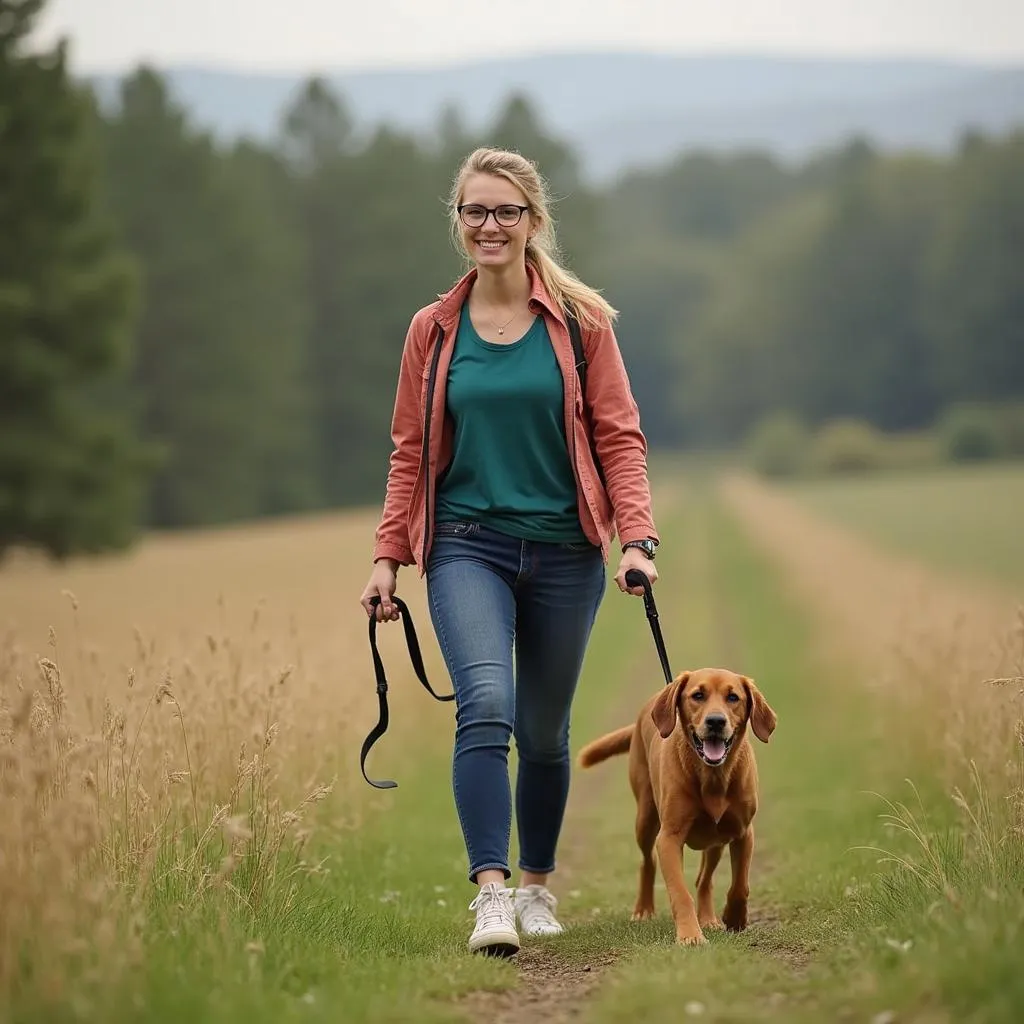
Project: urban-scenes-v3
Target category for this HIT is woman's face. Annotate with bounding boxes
[457,173,536,272]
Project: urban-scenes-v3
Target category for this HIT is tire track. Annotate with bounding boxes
[718,471,1024,806]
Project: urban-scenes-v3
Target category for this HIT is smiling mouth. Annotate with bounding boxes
[691,730,733,767]
[476,239,507,251]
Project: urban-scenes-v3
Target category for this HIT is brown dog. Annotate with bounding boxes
[577,668,777,945]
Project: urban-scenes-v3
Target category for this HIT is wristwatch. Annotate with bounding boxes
[622,538,657,561]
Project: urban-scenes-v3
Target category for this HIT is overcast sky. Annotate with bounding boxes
[36,0,1024,73]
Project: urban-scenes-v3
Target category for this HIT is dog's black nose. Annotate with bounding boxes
[705,713,727,733]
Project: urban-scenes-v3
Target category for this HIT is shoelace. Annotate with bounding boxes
[469,884,515,928]
[517,885,558,924]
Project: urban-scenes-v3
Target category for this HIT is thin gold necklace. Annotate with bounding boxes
[495,309,518,336]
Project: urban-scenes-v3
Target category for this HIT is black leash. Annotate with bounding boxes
[624,568,673,685]
[360,574,667,787]
[359,595,454,789]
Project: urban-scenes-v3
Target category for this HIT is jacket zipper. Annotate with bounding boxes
[420,323,446,567]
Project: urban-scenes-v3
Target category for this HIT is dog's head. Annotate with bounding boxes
[650,668,777,767]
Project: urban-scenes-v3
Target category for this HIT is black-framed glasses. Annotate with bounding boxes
[457,203,529,228]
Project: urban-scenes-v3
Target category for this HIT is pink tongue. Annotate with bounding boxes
[703,738,726,762]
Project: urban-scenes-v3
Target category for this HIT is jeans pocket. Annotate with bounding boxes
[432,521,480,539]
[560,540,596,552]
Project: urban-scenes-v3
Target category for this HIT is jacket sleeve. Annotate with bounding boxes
[372,316,426,565]
[583,318,660,548]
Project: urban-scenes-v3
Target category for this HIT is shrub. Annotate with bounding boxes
[936,403,1005,462]
[745,411,811,478]
[878,430,943,472]
[994,402,1024,457]
[808,418,887,474]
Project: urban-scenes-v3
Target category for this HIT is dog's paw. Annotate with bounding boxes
[631,905,655,921]
[699,915,724,931]
[675,929,707,947]
[722,899,748,932]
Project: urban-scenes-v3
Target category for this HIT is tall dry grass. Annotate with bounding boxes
[720,471,1024,890]
[0,509,438,1009]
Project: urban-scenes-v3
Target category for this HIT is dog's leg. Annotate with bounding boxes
[722,825,753,932]
[632,788,659,921]
[695,845,724,930]
[655,822,704,945]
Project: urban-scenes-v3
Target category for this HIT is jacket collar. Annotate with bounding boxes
[432,262,565,331]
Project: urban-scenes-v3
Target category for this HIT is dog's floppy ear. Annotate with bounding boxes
[742,676,777,743]
[651,671,691,738]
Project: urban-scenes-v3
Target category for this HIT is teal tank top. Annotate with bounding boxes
[434,306,587,544]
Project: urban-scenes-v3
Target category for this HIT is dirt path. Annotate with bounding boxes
[452,621,674,1023]
[452,488,688,1023]
[719,471,1024,794]
[458,939,620,1024]
[453,472,1021,1024]
[718,473,1022,665]
[455,478,902,1022]
[452,483,811,1022]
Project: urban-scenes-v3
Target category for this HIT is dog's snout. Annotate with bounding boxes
[705,712,728,733]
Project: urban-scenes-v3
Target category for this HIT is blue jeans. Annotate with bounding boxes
[426,521,607,883]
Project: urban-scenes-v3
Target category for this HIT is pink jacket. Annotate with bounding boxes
[372,266,660,575]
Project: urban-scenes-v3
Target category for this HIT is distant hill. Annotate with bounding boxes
[88,51,1024,180]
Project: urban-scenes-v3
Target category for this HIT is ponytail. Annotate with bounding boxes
[525,239,617,330]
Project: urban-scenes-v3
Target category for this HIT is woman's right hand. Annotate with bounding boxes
[360,559,401,622]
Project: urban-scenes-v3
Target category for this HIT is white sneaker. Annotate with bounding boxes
[467,882,520,957]
[515,884,564,936]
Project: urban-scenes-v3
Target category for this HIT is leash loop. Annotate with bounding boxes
[360,595,454,789]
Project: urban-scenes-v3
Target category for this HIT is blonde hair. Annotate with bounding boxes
[447,147,618,328]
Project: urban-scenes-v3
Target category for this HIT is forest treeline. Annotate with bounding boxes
[3,0,1023,556]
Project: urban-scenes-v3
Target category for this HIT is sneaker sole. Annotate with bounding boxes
[468,931,520,958]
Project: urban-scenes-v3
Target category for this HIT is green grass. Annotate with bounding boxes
[7,501,684,1024]
[783,462,1024,590]
[571,479,1024,1024]
[9,472,1023,1022]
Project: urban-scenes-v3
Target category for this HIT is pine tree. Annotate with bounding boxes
[281,79,461,505]
[103,68,318,527]
[0,0,151,558]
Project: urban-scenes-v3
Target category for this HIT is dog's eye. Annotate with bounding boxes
[726,692,740,703]
[690,691,705,702]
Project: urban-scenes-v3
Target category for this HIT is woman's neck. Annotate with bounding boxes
[472,261,531,308]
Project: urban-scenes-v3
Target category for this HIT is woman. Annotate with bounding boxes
[359,147,660,957]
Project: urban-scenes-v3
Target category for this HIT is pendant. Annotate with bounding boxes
[498,327,504,335]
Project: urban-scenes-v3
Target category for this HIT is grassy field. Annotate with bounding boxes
[1,467,1022,1022]
[782,462,1024,591]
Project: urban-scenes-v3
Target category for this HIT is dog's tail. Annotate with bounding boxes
[577,726,633,768]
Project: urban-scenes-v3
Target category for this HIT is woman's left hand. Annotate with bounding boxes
[615,546,658,595]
